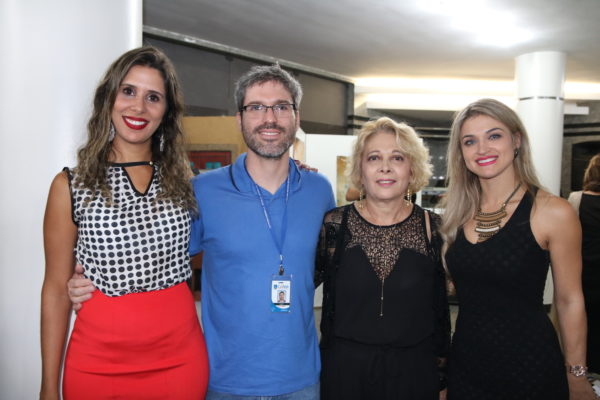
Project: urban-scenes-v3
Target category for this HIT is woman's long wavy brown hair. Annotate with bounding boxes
[74,46,196,212]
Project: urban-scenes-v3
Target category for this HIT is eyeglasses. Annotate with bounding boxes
[240,103,296,118]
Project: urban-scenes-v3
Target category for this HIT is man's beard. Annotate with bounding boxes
[242,122,295,160]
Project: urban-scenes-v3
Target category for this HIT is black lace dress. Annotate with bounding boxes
[445,192,568,399]
[316,204,450,400]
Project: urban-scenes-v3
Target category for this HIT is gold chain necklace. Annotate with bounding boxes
[474,183,521,242]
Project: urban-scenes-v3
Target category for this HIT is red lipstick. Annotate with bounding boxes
[476,156,497,166]
[123,116,149,130]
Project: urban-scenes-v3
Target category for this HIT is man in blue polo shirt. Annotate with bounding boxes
[194,65,334,399]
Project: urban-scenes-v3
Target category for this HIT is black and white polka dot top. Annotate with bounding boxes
[65,163,192,297]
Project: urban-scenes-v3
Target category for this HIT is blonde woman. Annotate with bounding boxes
[440,99,595,399]
[316,117,450,399]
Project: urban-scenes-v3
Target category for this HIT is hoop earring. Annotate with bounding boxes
[357,187,365,210]
[159,134,165,152]
[405,188,412,206]
[109,123,115,141]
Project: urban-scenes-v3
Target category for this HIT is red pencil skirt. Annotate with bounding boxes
[63,282,209,399]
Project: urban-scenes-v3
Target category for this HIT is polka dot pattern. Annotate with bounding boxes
[67,166,191,297]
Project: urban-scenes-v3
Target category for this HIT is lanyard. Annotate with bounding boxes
[253,176,290,276]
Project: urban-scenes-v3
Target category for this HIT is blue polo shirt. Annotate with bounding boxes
[190,153,335,396]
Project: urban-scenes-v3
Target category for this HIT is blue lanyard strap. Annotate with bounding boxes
[254,177,290,275]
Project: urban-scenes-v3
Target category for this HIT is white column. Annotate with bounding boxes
[515,51,566,305]
[0,1,141,398]
[515,51,566,195]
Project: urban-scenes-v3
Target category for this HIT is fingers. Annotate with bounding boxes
[67,265,96,309]
[67,276,94,289]
[439,389,447,400]
[68,281,95,300]
[292,159,318,172]
[68,264,94,291]
[69,288,93,312]
[69,287,93,312]
[74,263,84,275]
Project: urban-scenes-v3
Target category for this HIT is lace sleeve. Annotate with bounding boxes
[314,206,346,287]
[314,205,349,348]
[314,222,328,288]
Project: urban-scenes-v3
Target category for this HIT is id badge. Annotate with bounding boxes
[271,274,292,312]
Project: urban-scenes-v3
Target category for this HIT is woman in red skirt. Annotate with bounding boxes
[40,46,209,399]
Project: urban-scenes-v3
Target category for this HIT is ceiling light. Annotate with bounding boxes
[415,0,536,47]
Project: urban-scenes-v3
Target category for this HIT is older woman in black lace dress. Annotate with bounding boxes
[315,117,450,400]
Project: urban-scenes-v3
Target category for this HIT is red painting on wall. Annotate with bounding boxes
[188,150,232,172]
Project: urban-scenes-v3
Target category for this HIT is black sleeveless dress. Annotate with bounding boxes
[445,192,568,400]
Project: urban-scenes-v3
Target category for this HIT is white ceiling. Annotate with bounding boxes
[144,0,600,81]
[143,0,600,118]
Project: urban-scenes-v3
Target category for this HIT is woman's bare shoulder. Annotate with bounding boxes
[534,190,575,218]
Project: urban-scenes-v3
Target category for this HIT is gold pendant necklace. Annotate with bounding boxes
[474,183,521,242]
[380,277,385,317]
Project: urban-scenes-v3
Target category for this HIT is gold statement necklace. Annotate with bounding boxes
[474,183,521,242]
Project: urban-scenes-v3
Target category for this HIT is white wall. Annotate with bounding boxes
[305,133,357,204]
[305,133,357,306]
[0,1,141,398]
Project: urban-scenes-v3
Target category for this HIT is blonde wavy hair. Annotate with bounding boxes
[439,98,541,250]
[348,117,432,195]
[74,46,196,213]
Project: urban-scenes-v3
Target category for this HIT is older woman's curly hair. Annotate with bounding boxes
[348,117,432,195]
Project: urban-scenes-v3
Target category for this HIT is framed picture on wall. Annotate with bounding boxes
[186,144,239,173]
[189,150,231,171]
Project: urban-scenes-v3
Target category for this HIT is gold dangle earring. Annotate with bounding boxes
[358,187,365,210]
[405,187,412,206]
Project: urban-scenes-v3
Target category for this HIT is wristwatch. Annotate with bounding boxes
[566,364,588,377]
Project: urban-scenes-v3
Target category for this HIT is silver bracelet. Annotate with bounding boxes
[566,364,588,377]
